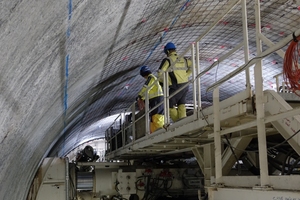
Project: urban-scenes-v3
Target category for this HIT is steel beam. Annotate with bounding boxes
[242,0,251,97]
[254,0,269,187]
[213,87,222,184]
[208,187,300,200]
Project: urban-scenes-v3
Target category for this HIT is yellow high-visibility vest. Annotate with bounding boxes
[138,74,163,100]
[158,52,192,86]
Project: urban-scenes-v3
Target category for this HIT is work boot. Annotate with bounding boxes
[150,114,164,133]
[170,107,178,122]
[178,104,187,119]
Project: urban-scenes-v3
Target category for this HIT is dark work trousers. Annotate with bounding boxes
[149,96,164,121]
[169,83,189,108]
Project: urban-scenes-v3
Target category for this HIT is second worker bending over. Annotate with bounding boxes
[138,66,164,133]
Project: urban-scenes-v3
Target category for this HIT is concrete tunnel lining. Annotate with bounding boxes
[1,0,299,199]
[0,0,146,199]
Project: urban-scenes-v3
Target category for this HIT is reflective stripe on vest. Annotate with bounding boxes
[167,57,188,72]
[148,74,163,99]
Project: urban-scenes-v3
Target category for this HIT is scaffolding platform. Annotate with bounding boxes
[105,89,300,160]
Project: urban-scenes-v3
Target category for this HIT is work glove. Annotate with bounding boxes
[136,95,142,101]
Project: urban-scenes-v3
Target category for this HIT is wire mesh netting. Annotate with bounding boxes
[95,0,298,116]
[56,0,300,153]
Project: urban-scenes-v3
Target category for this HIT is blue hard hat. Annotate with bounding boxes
[140,66,151,77]
[164,42,176,54]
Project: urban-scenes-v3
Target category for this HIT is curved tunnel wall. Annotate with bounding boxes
[0,0,145,199]
[1,0,300,199]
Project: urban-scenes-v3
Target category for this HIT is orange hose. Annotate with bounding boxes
[283,35,300,95]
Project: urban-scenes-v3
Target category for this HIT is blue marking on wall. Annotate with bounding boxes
[63,0,72,155]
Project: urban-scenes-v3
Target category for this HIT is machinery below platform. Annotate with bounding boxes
[27,157,204,200]
[26,90,300,200]
[102,89,300,200]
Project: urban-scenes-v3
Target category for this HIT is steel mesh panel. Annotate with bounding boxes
[61,0,300,146]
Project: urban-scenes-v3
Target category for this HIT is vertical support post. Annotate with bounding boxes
[213,87,222,184]
[255,0,270,187]
[65,157,69,200]
[282,82,286,93]
[191,147,205,196]
[192,147,205,173]
[108,130,111,153]
[145,91,150,134]
[203,143,215,187]
[121,112,125,146]
[108,128,111,153]
[196,41,202,110]
[275,76,279,92]
[105,131,108,153]
[192,43,197,111]
[242,0,251,97]
[132,103,136,141]
[164,71,170,125]
[114,126,117,151]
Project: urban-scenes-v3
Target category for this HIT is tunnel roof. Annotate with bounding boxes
[1,0,299,199]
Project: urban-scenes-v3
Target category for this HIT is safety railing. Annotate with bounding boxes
[273,72,294,93]
[103,5,300,153]
[105,38,251,155]
[104,0,300,191]
[202,1,300,187]
[105,113,123,153]
[104,0,248,156]
[105,43,204,155]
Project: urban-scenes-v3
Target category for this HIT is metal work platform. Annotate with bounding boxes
[104,1,300,198]
[105,89,300,160]
[105,89,300,198]
[105,89,251,160]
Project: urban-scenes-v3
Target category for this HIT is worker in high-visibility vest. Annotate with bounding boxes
[158,42,193,122]
[137,66,164,133]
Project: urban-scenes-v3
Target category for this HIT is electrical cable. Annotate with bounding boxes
[135,176,146,191]
[268,129,300,151]
[204,32,298,93]
[223,128,300,153]
[140,174,174,200]
[287,156,300,175]
[282,150,298,175]
[198,100,300,176]
[69,171,77,199]
[283,33,300,95]
[141,175,151,200]
[223,135,242,175]
[198,89,300,154]
[115,180,120,193]
[198,34,300,139]
[198,108,241,172]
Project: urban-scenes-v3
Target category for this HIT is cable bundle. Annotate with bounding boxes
[283,33,300,95]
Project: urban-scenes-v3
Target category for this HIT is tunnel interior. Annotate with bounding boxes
[1,0,300,199]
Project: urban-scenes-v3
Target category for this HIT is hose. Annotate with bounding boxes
[283,33,300,95]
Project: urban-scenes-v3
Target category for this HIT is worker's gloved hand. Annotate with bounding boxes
[136,96,145,111]
[136,95,142,101]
